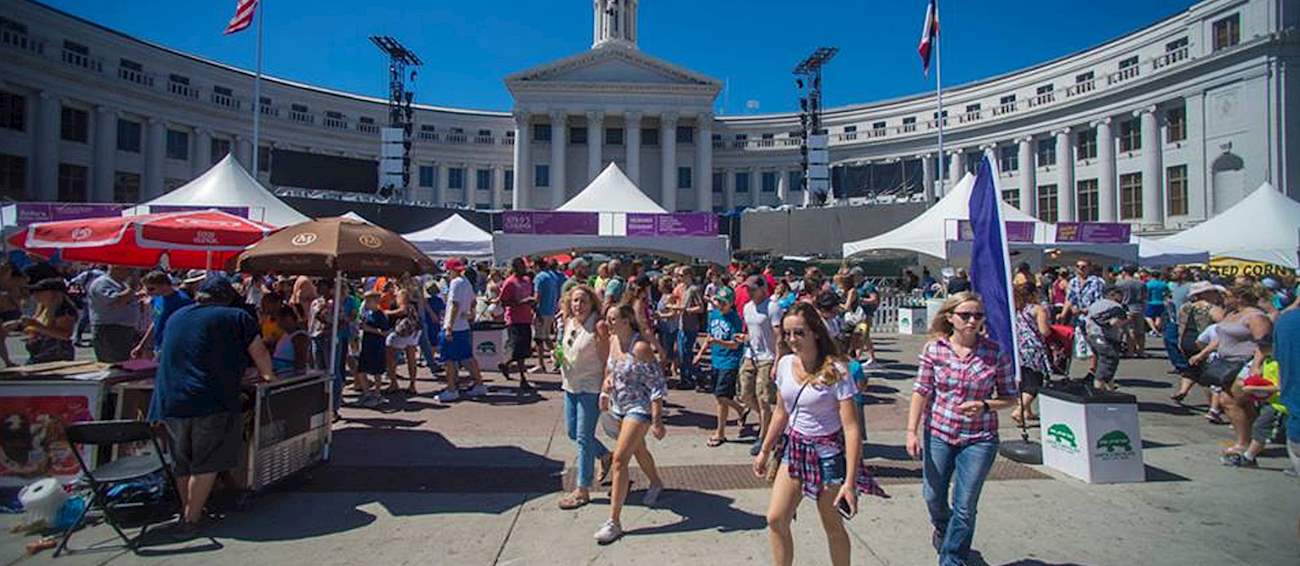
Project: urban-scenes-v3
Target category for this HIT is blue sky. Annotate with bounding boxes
[41,0,1196,114]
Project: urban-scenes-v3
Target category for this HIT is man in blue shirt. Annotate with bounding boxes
[532,258,565,373]
[1273,307,1300,477]
[700,285,745,447]
[131,271,192,359]
[148,274,274,531]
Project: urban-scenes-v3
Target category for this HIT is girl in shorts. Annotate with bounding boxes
[594,304,667,545]
[754,301,887,566]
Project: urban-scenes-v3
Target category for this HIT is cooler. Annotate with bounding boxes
[1039,386,1145,484]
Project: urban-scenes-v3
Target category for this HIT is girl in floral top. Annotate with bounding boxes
[753,301,886,566]
[907,292,1017,566]
[593,303,667,545]
[1011,281,1053,425]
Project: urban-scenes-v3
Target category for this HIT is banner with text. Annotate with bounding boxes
[1055,222,1132,244]
[500,211,599,235]
[957,220,1036,242]
[14,204,123,226]
[625,213,719,237]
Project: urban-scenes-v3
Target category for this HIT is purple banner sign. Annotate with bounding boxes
[500,211,599,235]
[15,203,122,226]
[149,205,250,218]
[625,213,719,237]
[957,220,1035,242]
[1055,222,1132,244]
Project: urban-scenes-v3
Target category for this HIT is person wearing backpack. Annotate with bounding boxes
[1171,282,1226,417]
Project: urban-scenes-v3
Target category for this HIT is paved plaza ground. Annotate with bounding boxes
[3,333,1298,565]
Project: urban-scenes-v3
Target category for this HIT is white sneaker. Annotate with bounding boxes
[643,484,663,507]
[467,383,489,397]
[863,358,881,369]
[436,389,461,403]
[593,519,623,544]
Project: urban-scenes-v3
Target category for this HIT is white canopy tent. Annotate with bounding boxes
[844,173,1056,260]
[338,211,375,224]
[493,163,730,264]
[403,214,494,259]
[1160,182,1300,269]
[1133,235,1209,267]
[128,154,310,227]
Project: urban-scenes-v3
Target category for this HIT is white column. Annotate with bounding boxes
[925,152,935,201]
[145,118,166,198]
[437,162,450,207]
[1055,128,1075,221]
[948,150,964,189]
[1017,136,1035,215]
[234,134,252,170]
[695,115,713,211]
[193,128,212,177]
[93,105,116,203]
[724,167,736,210]
[587,111,604,182]
[1138,106,1164,228]
[550,110,568,208]
[625,111,642,188]
[492,164,505,209]
[659,112,678,210]
[1095,117,1116,222]
[776,168,789,203]
[35,92,60,201]
[512,112,531,209]
[1184,93,1208,218]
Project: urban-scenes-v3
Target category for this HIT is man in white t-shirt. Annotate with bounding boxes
[437,258,487,403]
[740,275,784,456]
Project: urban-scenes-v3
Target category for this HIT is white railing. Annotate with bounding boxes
[323,116,348,129]
[1065,78,1097,97]
[1152,46,1188,69]
[210,92,241,109]
[0,29,44,55]
[61,49,102,72]
[289,110,314,124]
[357,122,379,134]
[417,131,438,142]
[167,81,199,99]
[118,67,154,87]
[1108,65,1140,85]
[502,136,515,146]
[260,105,280,117]
[445,133,467,144]
[474,135,494,144]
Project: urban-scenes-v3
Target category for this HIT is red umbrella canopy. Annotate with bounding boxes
[9,209,275,269]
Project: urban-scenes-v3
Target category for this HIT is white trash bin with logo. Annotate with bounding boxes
[1039,387,1145,484]
[898,305,928,335]
[470,321,506,369]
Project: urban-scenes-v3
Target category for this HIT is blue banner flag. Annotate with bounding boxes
[968,154,1020,376]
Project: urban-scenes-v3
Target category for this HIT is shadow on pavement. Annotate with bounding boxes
[1136,401,1196,417]
[623,490,765,537]
[862,443,911,462]
[1115,378,1173,390]
[1143,464,1191,482]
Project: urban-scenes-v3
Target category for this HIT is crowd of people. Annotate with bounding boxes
[2,249,1297,565]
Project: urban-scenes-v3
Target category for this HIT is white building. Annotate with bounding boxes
[0,0,1296,234]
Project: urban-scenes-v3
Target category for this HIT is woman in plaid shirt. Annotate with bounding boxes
[906,292,1017,566]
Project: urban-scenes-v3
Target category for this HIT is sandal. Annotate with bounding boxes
[706,436,726,447]
[1169,392,1187,403]
[737,408,751,428]
[557,493,591,510]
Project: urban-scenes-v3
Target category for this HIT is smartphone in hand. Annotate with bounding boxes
[836,496,854,520]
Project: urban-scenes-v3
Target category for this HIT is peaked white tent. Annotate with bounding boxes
[557,163,668,213]
[843,173,1055,259]
[339,211,375,224]
[130,154,310,227]
[492,163,730,264]
[1160,182,1300,268]
[1133,235,1209,267]
[403,214,493,259]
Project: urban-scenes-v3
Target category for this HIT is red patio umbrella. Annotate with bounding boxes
[8,209,275,270]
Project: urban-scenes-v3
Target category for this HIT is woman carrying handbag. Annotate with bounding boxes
[753,301,886,566]
[1187,284,1273,465]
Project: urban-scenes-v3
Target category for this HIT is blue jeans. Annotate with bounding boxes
[564,391,610,489]
[1162,307,1189,372]
[922,436,998,566]
[676,329,697,385]
[419,319,439,369]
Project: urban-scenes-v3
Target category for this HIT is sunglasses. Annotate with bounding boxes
[953,311,985,322]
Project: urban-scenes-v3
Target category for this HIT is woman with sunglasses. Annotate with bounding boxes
[594,303,667,544]
[754,301,886,566]
[556,285,613,509]
[906,292,1017,566]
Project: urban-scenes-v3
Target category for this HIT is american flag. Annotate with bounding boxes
[224,0,259,35]
[918,0,939,75]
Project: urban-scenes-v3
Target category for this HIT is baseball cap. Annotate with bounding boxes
[444,258,466,272]
[198,273,236,296]
[714,285,735,304]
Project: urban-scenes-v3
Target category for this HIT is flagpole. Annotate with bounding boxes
[250,0,264,176]
[934,0,945,202]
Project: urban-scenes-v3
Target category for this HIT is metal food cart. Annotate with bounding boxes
[231,370,332,491]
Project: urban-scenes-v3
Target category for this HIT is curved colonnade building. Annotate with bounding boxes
[0,0,1296,235]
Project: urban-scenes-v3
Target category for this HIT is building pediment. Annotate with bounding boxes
[506,44,721,94]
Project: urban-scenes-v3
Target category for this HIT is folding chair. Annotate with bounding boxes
[55,420,180,557]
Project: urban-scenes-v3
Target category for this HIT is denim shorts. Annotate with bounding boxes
[783,450,847,485]
[611,407,652,424]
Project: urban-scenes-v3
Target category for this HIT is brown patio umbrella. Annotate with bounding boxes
[234,216,436,276]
